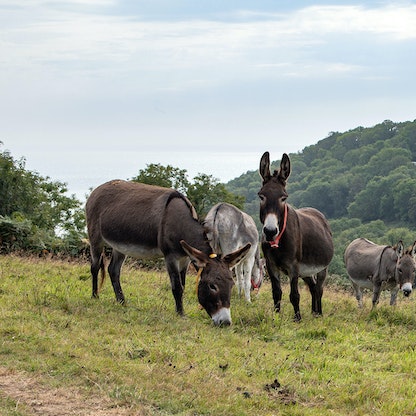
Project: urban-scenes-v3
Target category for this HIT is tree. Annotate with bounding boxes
[132,164,245,219]
[348,177,384,222]
[187,173,244,218]
[393,177,416,225]
[0,143,85,253]
[131,163,190,194]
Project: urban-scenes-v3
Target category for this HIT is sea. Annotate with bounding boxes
[24,150,266,203]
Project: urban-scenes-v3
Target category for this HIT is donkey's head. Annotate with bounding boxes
[180,240,251,326]
[258,152,291,243]
[395,240,416,297]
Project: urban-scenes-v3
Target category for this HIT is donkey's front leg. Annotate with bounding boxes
[166,260,184,315]
[372,283,382,309]
[289,274,301,321]
[269,273,282,313]
[390,286,400,306]
[264,259,282,312]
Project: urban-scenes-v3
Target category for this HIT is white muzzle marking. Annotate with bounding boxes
[211,307,232,326]
[263,214,279,240]
[401,282,413,295]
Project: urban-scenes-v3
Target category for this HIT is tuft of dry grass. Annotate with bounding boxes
[1,255,416,415]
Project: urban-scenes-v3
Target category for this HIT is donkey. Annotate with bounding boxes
[204,202,264,302]
[258,152,334,321]
[344,238,416,308]
[85,180,251,326]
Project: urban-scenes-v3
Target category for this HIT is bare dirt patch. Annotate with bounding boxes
[0,368,146,415]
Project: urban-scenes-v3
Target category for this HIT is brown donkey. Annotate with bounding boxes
[86,180,250,326]
[258,152,334,321]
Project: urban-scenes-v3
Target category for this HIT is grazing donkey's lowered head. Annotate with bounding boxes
[180,239,250,325]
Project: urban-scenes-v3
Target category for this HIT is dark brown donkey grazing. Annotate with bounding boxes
[258,152,334,321]
[86,180,250,326]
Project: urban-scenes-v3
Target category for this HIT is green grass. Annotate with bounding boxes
[1,255,416,415]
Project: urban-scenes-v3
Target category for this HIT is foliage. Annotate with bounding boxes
[228,119,416,226]
[226,120,416,277]
[131,163,190,194]
[187,173,244,217]
[0,143,86,255]
[131,163,244,218]
[2,256,416,415]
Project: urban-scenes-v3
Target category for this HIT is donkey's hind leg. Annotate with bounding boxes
[243,256,256,302]
[314,269,326,316]
[108,250,126,304]
[303,269,326,316]
[234,263,244,299]
[236,261,252,302]
[90,244,104,299]
[303,276,319,316]
[351,280,364,308]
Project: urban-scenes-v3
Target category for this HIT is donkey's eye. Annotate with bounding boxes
[281,196,287,202]
[258,194,266,202]
[209,283,219,293]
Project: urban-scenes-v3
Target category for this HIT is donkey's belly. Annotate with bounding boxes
[349,277,374,290]
[106,239,163,259]
[350,276,396,291]
[298,263,327,277]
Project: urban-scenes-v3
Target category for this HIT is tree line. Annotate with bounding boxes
[0,145,242,257]
[1,119,415,280]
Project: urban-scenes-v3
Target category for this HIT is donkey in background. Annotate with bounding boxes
[345,238,416,307]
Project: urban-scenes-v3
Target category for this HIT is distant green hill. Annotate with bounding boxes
[226,119,416,277]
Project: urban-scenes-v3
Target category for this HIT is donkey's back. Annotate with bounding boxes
[86,180,195,258]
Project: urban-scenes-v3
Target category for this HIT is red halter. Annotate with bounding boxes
[269,204,288,248]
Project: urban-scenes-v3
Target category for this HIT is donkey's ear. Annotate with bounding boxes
[278,153,291,182]
[180,240,208,268]
[259,152,271,182]
[396,240,404,257]
[410,240,416,258]
[223,243,251,269]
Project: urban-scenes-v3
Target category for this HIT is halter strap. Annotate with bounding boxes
[251,276,263,293]
[195,253,218,293]
[269,203,288,248]
[251,278,260,290]
[196,267,203,294]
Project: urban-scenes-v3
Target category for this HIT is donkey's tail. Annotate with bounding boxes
[98,250,106,293]
[203,203,222,253]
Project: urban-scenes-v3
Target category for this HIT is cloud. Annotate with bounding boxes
[1,2,415,138]
[2,3,415,73]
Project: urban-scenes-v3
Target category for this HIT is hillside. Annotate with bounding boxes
[226,119,416,276]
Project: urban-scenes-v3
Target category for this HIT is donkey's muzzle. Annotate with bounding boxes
[263,226,278,242]
[402,282,413,297]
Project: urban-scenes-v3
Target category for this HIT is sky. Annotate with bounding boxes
[1,0,416,200]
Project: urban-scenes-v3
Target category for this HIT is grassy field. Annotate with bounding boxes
[1,255,416,415]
